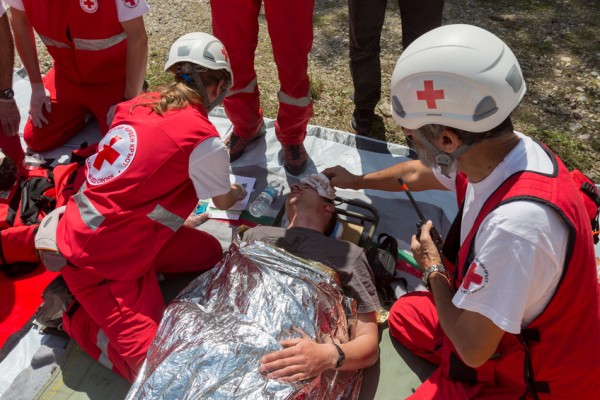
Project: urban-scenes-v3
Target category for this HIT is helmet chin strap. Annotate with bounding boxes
[411,129,470,178]
[181,71,228,113]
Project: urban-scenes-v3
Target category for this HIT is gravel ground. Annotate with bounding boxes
[14,0,600,180]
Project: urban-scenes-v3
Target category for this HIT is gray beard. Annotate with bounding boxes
[414,141,457,176]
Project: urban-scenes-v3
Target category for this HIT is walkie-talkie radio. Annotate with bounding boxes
[398,178,445,256]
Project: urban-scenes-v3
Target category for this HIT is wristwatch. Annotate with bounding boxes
[422,264,448,290]
[1,89,14,100]
[332,343,345,369]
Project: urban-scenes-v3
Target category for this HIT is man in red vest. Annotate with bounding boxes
[324,24,600,398]
[5,0,148,152]
[57,32,246,382]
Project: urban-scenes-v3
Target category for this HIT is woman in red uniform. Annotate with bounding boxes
[56,32,245,381]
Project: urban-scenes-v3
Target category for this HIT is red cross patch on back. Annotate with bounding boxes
[87,125,138,186]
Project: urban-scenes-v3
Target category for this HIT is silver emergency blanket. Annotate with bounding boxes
[127,237,362,400]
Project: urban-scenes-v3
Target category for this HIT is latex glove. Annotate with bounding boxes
[106,103,118,128]
[29,83,51,128]
[0,99,20,136]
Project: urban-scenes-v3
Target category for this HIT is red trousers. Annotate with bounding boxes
[388,292,521,399]
[61,226,223,382]
[23,67,124,152]
[211,0,314,145]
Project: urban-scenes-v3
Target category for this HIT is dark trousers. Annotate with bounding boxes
[348,0,444,116]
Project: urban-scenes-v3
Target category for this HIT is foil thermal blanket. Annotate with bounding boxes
[127,238,362,399]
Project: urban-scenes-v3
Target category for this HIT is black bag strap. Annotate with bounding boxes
[376,233,398,261]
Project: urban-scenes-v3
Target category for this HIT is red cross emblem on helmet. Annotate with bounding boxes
[416,80,445,109]
[80,0,98,13]
[87,125,138,186]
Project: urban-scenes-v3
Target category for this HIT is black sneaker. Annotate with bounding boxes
[351,116,373,135]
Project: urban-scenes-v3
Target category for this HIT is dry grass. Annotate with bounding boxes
[15,0,600,180]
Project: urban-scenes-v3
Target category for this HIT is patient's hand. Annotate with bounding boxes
[259,337,338,382]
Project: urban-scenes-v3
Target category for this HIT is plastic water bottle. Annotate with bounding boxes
[249,180,282,218]
[23,153,45,170]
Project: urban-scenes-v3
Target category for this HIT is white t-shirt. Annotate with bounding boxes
[434,132,568,334]
[189,136,232,200]
[5,0,149,22]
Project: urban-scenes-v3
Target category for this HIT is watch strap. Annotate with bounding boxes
[422,264,448,290]
[332,343,345,369]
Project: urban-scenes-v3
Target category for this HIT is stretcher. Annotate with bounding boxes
[273,195,380,250]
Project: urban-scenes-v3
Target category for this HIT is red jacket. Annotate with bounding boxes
[22,0,126,83]
[57,95,218,280]
[446,145,600,398]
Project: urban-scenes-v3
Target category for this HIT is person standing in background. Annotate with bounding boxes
[210,0,314,175]
[348,0,444,135]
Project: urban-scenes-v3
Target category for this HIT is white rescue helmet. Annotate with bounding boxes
[164,32,233,87]
[390,24,526,133]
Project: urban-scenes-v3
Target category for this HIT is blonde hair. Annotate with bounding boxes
[133,68,230,115]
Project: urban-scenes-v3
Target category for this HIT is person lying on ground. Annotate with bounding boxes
[127,173,380,399]
[243,173,380,381]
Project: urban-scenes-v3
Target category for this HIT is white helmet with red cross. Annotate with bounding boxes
[390,24,526,133]
[164,32,233,87]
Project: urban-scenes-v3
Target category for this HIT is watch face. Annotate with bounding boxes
[2,89,14,100]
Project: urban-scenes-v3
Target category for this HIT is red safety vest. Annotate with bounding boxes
[57,95,218,280]
[444,145,600,398]
[22,0,126,83]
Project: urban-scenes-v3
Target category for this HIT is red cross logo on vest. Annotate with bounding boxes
[86,125,138,186]
[416,80,445,109]
[122,0,139,8]
[80,0,98,13]
[93,136,122,170]
[462,261,484,291]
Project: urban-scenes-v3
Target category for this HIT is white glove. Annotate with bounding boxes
[29,83,51,128]
[106,103,118,128]
[0,99,20,137]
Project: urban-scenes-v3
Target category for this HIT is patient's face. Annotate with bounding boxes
[286,184,325,216]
